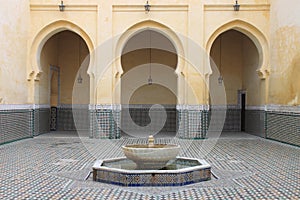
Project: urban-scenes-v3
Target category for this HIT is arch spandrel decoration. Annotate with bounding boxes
[206,19,270,79]
[114,20,185,77]
[28,20,95,81]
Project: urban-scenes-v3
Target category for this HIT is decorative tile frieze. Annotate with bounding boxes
[266,104,300,113]
[58,104,89,109]
[0,104,50,110]
[210,104,240,110]
[176,104,209,111]
[246,105,266,111]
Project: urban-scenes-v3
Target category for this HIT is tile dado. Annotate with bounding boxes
[0,109,33,144]
[0,105,50,144]
[1,104,300,147]
[266,111,300,146]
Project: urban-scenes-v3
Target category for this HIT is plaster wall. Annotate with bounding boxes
[269,0,300,105]
[242,35,262,106]
[27,0,272,107]
[58,31,89,105]
[50,70,59,106]
[0,0,30,105]
[120,29,177,105]
[0,0,276,108]
[222,31,243,105]
[129,84,177,105]
[210,31,243,105]
[40,35,59,104]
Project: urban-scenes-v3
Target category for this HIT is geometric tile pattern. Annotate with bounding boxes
[177,107,208,139]
[0,132,299,199]
[121,105,177,134]
[57,108,89,131]
[50,107,57,131]
[266,111,300,146]
[90,109,120,139]
[209,108,241,132]
[93,158,211,187]
[94,168,211,187]
[245,110,265,137]
[223,108,241,131]
[34,108,50,136]
[0,109,32,144]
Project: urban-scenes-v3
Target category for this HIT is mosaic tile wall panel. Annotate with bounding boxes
[121,105,177,134]
[245,110,265,137]
[33,108,50,136]
[266,112,300,146]
[94,168,211,187]
[177,107,208,139]
[90,109,120,139]
[177,109,188,138]
[57,108,89,131]
[209,109,241,132]
[89,110,96,138]
[50,107,57,131]
[223,109,241,131]
[0,110,32,144]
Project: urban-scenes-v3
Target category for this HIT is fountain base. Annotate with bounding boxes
[92,157,211,187]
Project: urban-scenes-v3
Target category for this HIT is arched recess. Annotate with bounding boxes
[206,20,269,79]
[113,20,185,105]
[27,20,95,135]
[115,20,184,76]
[207,20,268,136]
[116,21,182,137]
[28,20,95,81]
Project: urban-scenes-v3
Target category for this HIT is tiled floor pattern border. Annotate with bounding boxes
[0,133,299,199]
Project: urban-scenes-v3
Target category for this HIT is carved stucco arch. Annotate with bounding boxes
[114,20,185,77]
[28,20,95,80]
[206,19,270,79]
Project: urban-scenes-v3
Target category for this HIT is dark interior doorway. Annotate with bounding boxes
[241,93,246,132]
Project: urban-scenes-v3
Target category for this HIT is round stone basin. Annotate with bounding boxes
[122,144,180,170]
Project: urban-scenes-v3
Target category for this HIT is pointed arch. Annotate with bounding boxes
[28,20,95,80]
[114,20,185,76]
[206,19,269,79]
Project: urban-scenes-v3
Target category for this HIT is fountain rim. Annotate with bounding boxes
[122,144,180,149]
[93,156,211,174]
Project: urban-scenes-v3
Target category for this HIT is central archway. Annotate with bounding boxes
[120,29,178,137]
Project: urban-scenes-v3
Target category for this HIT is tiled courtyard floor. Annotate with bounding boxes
[0,132,299,199]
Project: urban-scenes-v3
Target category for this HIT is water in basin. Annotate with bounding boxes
[102,157,201,170]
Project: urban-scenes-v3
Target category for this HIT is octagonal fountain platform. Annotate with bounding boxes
[92,135,211,187]
[92,157,211,187]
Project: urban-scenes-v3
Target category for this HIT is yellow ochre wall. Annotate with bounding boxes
[0,0,30,104]
[0,0,300,107]
[40,31,89,105]
[269,0,300,105]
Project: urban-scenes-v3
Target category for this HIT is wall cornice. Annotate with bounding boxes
[204,4,270,11]
[30,4,98,12]
[112,5,188,12]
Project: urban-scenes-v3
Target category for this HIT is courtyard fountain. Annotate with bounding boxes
[92,135,211,186]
